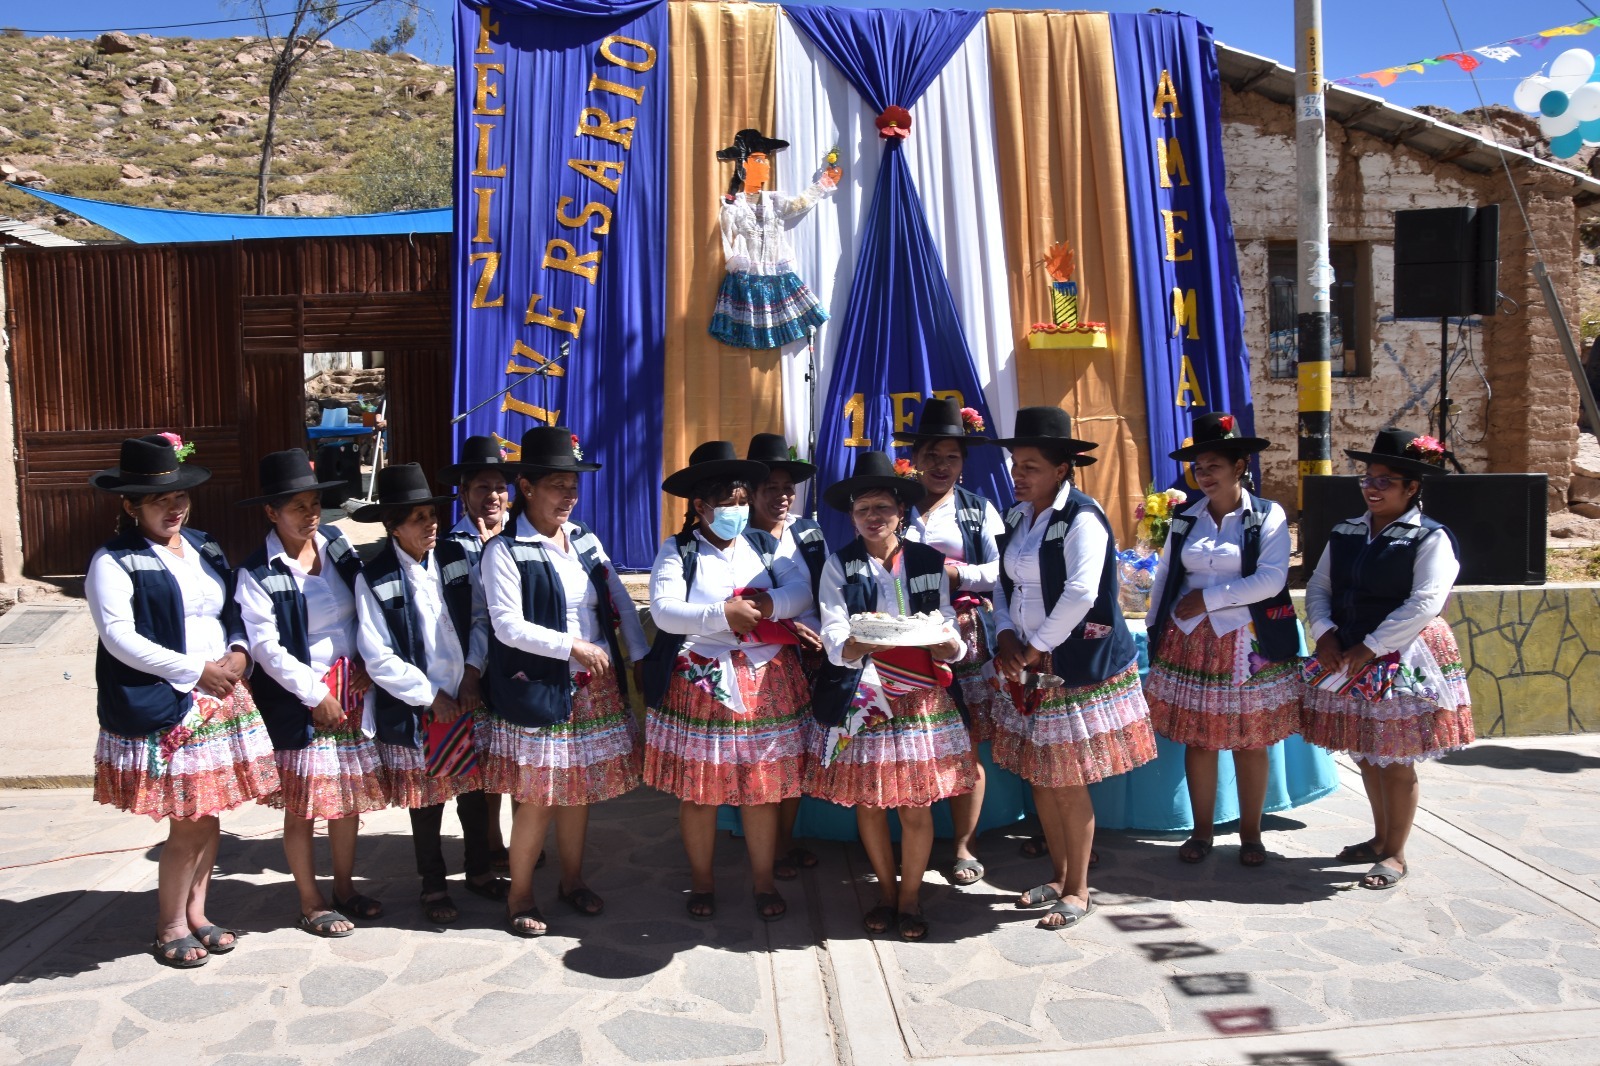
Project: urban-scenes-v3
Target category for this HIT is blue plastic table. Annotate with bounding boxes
[717,621,1338,841]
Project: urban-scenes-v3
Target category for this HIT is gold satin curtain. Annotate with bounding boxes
[987,11,1149,545]
[663,1,785,540]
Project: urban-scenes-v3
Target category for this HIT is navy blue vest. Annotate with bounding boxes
[641,527,779,709]
[484,521,628,727]
[242,525,363,751]
[786,517,830,604]
[937,485,1001,654]
[811,538,948,728]
[1326,512,1458,650]
[997,489,1137,687]
[1148,494,1301,663]
[94,527,239,737]
[364,538,475,747]
[444,527,485,568]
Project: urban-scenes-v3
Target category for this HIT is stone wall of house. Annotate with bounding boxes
[1221,85,1584,515]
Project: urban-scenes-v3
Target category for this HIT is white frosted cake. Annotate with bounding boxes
[848,611,949,647]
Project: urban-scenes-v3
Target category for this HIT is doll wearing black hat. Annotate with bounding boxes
[85,434,279,968]
[348,464,510,924]
[708,128,837,351]
[235,448,388,939]
[641,440,816,923]
[1142,412,1306,869]
[987,407,1156,931]
[1301,428,1474,891]
[477,426,649,937]
[802,450,976,942]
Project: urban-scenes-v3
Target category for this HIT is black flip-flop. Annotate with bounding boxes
[464,876,512,902]
[191,925,236,954]
[508,907,548,937]
[862,904,897,935]
[299,910,354,938]
[420,893,459,924]
[152,934,209,968]
[896,911,929,942]
[1337,838,1385,864]
[1361,860,1408,890]
[559,886,605,916]
[331,892,383,920]
[1038,896,1096,930]
[1178,837,1214,864]
[950,857,985,886]
[686,891,716,921]
[754,891,787,923]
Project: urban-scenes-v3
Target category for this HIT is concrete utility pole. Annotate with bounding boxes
[1295,0,1333,502]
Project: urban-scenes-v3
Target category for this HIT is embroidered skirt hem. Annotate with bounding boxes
[803,686,977,808]
[992,662,1158,787]
[708,270,829,350]
[264,726,390,820]
[376,740,482,809]
[478,672,641,806]
[952,603,998,743]
[1145,619,1303,750]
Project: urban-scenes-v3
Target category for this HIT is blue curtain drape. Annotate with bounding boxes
[1111,13,1255,490]
[785,6,1007,542]
[482,0,660,18]
[452,0,667,568]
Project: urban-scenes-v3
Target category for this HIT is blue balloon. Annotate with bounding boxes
[1551,129,1584,158]
[1542,90,1571,117]
[1589,66,1600,81]
[1580,118,1600,142]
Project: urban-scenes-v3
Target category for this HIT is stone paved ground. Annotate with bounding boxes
[4,735,1600,1065]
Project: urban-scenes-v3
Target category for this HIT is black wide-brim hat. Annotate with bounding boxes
[349,463,455,523]
[746,432,816,483]
[1345,427,1449,479]
[663,440,769,499]
[90,434,212,494]
[990,406,1099,466]
[505,425,600,478]
[1169,411,1271,462]
[439,434,512,485]
[716,127,789,162]
[236,448,349,507]
[893,396,991,447]
[823,451,928,513]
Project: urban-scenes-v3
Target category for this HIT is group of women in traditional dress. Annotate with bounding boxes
[85,401,1475,966]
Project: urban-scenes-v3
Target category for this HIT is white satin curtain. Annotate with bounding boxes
[774,12,1020,512]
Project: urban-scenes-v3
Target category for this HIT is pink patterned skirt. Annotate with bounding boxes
[1146,619,1302,750]
[992,661,1158,788]
[644,647,806,806]
[952,600,999,743]
[265,724,389,821]
[479,671,642,806]
[803,686,976,809]
[1301,618,1475,765]
[94,682,280,821]
[377,734,482,810]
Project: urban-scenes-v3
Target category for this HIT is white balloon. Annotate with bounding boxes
[1548,48,1596,94]
[1514,74,1553,113]
[1541,110,1580,137]
[1571,82,1600,121]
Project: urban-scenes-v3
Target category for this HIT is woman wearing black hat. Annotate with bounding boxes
[236,449,389,938]
[708,128,836,351]
[746,432,828,881]
[439,434,515,871]
[480,427,648,937]
[896,397,1006,887]
[643,440,814,922]
[1144,413,1303,867]
[352,464,504,924]
[1301,428,1473,890]
[86,434,279,966]
[989,407,1156,930]
[806,451,976,941]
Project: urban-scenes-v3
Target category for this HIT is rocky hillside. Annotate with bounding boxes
[0,29,453,237]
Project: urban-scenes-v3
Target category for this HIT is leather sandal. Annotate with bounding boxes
[152,934,209,968]
[191,925,236,954]
[1178,837,1214,864]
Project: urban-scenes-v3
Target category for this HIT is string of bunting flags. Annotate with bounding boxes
[1334,14,1600,89]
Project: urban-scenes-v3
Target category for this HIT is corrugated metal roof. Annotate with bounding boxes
[0,216,80,248]
[1215,43,1600,206]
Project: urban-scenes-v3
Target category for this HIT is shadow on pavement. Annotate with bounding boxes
[1438,744,1600,774]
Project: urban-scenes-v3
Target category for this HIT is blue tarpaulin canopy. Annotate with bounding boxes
[16,187,449,243]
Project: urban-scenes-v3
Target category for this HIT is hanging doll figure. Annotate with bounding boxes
[708,129,839,351]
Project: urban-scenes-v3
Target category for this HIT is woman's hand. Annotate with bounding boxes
[572,640,612,680]
[349,662,373,700]
[197,659,235,698]
[994,629,1027,682]
[790,620,825,652]
[217,651,250,683]
[1313,631,1344,674]
[430,690,462,724]
[456,666,483,716]
[1174,589,1207,621]
[741,589,775,619]
[842,637,891,663]
[723,597,764,635]
[312,691,344,730]
[931,634,963,663]
[1340,642,1377,676]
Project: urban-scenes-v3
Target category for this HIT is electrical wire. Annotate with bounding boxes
[2,8,316,34]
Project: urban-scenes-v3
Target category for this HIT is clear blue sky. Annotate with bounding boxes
[9,0,1600,113]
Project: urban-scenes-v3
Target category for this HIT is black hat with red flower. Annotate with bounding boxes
[1169,412,1271,462]
[1345,427,1449,479]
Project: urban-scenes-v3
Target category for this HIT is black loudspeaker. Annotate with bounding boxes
[1393,205,1499,318]
[315,442,361,508]
[1300,473,1547,586]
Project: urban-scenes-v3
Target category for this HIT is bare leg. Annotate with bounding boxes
[895,806,934,915]
[183,816,227,946]
[680,801,719,896]
[1367,761,1420,884]
[740,803,783,917]
[1035,784,1095,927]
[156,817,218,960]
[507,800,557,932]
[949,757,986,878]
[1184,746,1220,842]
[1233,748,1271,844]
[326,815,363,906]
[283,814,350,931]
[553,804,591,896]
[1354,757,1388,853]
[856,806,900,910]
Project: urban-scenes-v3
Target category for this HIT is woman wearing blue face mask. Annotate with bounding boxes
[642,441,815,924]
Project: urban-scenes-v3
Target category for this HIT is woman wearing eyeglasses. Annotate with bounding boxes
[1301,428,1474,891]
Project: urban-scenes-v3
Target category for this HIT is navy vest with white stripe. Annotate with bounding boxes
[242,525,363,751]
[94,527,238,737]
[640,528,779,710]
[997,488,1136,688]
[484,521,627,728]
[1326,512,1458,650]
[363,538,475,747]
[786,517,829,604]
[810,538,947,729]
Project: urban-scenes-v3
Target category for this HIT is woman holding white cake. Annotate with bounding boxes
[990,407,1157,931]
[807,451,976,942]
